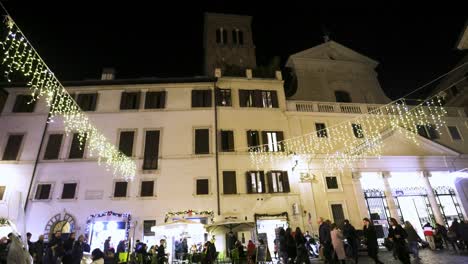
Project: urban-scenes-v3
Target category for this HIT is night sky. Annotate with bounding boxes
[2,2,467,99]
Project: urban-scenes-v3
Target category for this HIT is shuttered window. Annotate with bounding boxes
[239,90,278,108]
[267,171,290,193]
[143,131,160,170]
[76,93,97,111]
[61,183,77,199]
[141,181,154,197]
[246,130,260,151]
[220,130,234,152]
[2,134,24,160]
[35,184,51,200]
[352,124,364,138]
[120,92,141,110]
[12,95,36,112]
[44,134,63,160]
[195,129,210,154]
[114,182,128,197]
[69,133,86,159]
[315,123,328,138]
[325,177,339,189]
[192,90,212,107]
[196,179,209,195]
[216,89,231,106]
[261,131,284,152]
[246,171,265,194]
[118,131,135,157]
[331,204,345,226]
[145,91,166,109]
[223,171,237,194]
[448,126,462,140]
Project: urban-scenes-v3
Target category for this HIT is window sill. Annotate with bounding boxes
[191,107,213,109]
[31,199,51,202]
[193,193,213,197]
[192,153,214,157]
[326,188,343,193]
[110,196,130,200]
[0,160,21,164]
[119,109,140,111]
[141,169,159,174]
[137,196,157,200]
[58,198,78,201]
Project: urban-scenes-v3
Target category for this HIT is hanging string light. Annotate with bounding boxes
[0,15,136,181]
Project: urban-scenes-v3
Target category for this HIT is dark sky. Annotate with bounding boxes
[2,1,467,99]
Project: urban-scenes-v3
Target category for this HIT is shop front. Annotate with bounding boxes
[255,213,289,261]
[86,211,131,253]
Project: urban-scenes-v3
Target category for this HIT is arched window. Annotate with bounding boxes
[335,91,351,103]
[238,31,244,45]
[216,28,221,44]
[232,30,238,44]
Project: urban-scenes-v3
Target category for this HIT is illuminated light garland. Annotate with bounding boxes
[165,210,215,223]
[0,16,136,180]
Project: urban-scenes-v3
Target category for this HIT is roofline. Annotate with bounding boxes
[204,12,252,21]
[455,19,468,50]
[0,76,217,88]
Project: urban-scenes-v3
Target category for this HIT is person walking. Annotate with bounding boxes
[343,219,359,263]
[363,218,383,264]
[295,227,310,264]
[404,221,421,260]
[285,228,296,263]
[278,228,288,263]
[318,217,332,264]
[435,223,449,249]
[388,218,410,264]
[330,223,346,264]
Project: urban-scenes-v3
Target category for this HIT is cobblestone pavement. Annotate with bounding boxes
[309,248,468,263]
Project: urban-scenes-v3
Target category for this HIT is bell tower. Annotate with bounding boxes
[203,13,257,76]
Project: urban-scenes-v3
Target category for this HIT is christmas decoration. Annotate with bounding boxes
[0,15,136,180]
[165,210,214,223]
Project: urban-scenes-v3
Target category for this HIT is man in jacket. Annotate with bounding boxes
[318,217,332,264]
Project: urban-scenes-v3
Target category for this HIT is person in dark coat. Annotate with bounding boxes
[449,219,461,251]
[103,236,111,255]
[342,219,359,263]
[318,217,332,264]
[435,223,449,249]
[157,239,167,264]
[26,232,35,260]
[34,235,45,264]
[47,231,64,264]
[388,218,410,264]
[285,228,296,263]
[362,218,383,264]
[278,228,288,263]
[62,232,75,264]
[404,221,421,259]
[71,235,85,264]
[294,227,310,264]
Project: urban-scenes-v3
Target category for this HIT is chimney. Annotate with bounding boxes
[101,68,115,80]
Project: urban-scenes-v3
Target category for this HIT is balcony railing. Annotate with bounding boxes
[287,101,466,118]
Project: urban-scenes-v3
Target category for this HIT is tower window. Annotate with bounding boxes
[222,29,228,44]
[232,30,238,44]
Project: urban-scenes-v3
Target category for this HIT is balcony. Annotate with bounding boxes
[287,101,466,118]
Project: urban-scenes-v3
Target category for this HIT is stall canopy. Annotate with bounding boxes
[205,220,254,233]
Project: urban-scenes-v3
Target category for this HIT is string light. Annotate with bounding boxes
[0,16,136,181]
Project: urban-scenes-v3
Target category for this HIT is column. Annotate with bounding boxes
[382,172,400,220]
[421,171,445,225]
[351,172,370,219]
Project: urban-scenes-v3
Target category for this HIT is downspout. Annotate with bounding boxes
[24,103,52,212]
[214,79,221,216]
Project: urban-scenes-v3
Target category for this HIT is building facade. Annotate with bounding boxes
[1,13,468,258]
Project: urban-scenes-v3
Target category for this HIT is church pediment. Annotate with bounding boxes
[380,128,459,157]
[286,41,378,68]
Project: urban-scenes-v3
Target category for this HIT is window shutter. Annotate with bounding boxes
[259,171,266,193]
[114,182,128,197]
[195,129,210,154]
[282,171,290,193]
[143,131,160,169]
[261,131,268,151]
[215,88,221,106]
[254,90,263,107]
[69,133,86,159]
[267,172,274,193]
[90,93,98,111]
[331,204,345,226]
[271,91,279,108]
[276,131,284,151]
[2,135,24,160]
[205,90,212,107]
[44,134,63,160]
[61,183,77,199]
[246,172,252,194]
[228,131,234,151]
[120,92,127,109]
[239,90,247,107]
[160,91,166,108]
[223,171,237,194]
[191,90,198,107]
[222,29,227,44]
[135,92,141,109]
[238,31,244,45]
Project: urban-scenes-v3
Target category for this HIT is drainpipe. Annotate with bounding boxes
[214,79,221,216]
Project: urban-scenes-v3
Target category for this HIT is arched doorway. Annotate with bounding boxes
[44,213,76,241]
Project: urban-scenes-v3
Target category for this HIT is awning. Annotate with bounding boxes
[151,219,206,237]
[205,220,254,233]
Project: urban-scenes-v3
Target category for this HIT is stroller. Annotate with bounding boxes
[305,234,320,258]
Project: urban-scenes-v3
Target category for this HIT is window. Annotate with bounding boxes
[267,171,290,193]
[417,125,439,140]
[145,91,166,109]
[192,90,212,107]
[76,93,97,111]
[143,130,160,170]
[331,204,345,226]
[12,94,36,112]
[223,171,237,194]
[144,220,156,236]
[220,130,234,152]
[448,126,462,140]
[114,181,128,198]
[118,131,135,157]
[2,134,24,160]
[216,89,232,106]
[262,131,284,152]
[120,92,140,110]
[232,30,238,44]
[196,179,209,195]
[0,186,5,200]
[335,91,351,103]
[238,31,244,45]
[35,184,51,200]
[352,124,364,138]
[315,123,328,138]
[44,134,63,160]
[246,130,260,151]
[69,133,86,159]
[239,90,278,108]
[195,129,210,154]
[325,176,339,190]
[222,29,227,44]
[61,183,77,199]
[246,171,265,194]
[216,29,222,44]
[140,181,154,197]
